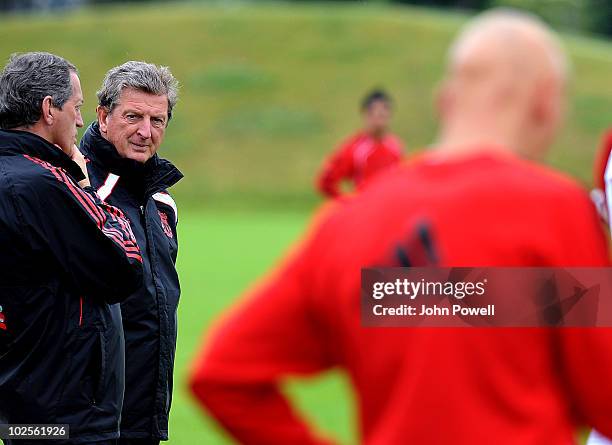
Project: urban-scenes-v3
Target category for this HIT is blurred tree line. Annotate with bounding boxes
[318,0,612,37]
[0,0,85,11]
[379,0,612,37]
[469,0,612,36]
[1,0,611,37]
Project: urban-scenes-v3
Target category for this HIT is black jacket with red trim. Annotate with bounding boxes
[80,122,183,441]
[0,129,144,444]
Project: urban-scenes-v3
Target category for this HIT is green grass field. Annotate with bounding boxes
[173,209,356,444]
[1,1,610,443]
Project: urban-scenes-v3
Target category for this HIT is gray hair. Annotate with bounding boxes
[97,61,179,121]
[0,52,77,129]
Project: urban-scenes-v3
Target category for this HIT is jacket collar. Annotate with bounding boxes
[0,129,86,181]
[80,122,183,196]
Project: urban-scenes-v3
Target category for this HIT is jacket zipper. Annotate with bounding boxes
[142,200,168,423]
[79,297,83,327]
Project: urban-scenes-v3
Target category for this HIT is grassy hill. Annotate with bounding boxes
[1,2,611,209]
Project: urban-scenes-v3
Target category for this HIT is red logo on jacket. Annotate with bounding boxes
[158,211,173,239]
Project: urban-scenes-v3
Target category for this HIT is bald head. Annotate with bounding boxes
[450,9,568,84]
[437,9,569,160]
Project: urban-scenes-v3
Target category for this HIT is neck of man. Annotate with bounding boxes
[13,122,52,145]
[433,110,525,160]
[366,127,386,140]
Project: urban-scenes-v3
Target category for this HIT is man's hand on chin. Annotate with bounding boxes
[61,143,91,188]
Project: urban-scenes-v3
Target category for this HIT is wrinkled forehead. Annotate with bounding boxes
[115,87,169,115]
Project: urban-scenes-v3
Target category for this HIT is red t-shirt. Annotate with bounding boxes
[191,150,612,445]
[317,131,404,198]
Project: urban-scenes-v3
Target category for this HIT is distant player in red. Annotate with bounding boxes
[190,10,612,445]
[316,90,404,198]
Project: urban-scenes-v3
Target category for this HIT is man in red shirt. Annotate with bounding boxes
[190,9,612,445]
[316,90,404,198]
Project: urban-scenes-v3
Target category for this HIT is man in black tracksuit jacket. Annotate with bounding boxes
[0,53,144,444]
[80,61,183,444]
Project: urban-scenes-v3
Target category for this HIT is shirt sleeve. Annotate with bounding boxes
[189,212,338,445]
[389,134,405,156]
[14,161,143,303]
[316,138,356,198]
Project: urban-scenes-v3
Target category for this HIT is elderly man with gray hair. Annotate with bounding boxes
[80,61,183,445]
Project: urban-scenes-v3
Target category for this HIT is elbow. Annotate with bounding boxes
[108,260,144,302]
[121,263,144,297]
[188,345,242,416]
[189,370,207,407]
[317,181,335,198]
[83,260,143,304]
[189,365,224,414]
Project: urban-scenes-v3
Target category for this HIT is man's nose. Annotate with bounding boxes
[137,118,152,139]
[76,110,84,128]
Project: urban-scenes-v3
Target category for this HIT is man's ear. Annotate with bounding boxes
[532,77,559,125]
[436,81,452,120]
[96,105,109,133]
[41,96,54,125]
